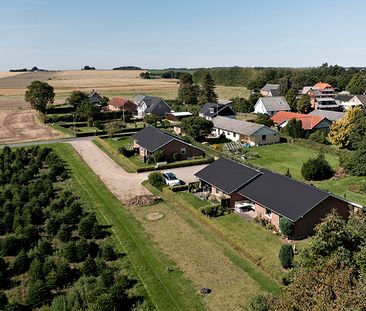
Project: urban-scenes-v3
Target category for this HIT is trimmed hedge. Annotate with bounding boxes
[46,105,74,114]
[171,185,189,192]
[75,131,107,137]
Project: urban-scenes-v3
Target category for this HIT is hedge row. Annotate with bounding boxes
[136,156,214,173]
[46,105,74,114]
[170,185,189,192]
[45,111,132,123]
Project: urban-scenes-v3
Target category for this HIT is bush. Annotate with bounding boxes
[301,151,334,181]
[199,204,224,217]
[118,147,135,157]
[309,130,328,144]
[279,244,294,269]
[148,172,165,190]
[249,294,270,311]
[279,218,294,238]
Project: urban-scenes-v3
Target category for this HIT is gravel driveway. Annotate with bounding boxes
[70,140,207,203]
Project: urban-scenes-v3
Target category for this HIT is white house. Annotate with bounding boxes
[342,95,366,110]
[212,116,280,146]
[254,97,290,116]
[133,95,171,118]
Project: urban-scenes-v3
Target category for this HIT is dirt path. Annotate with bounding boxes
[70,140,207,203]
[70,140,151,203]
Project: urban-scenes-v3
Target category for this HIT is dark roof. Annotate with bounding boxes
[132,126,201,153]
[268,89,280,97]
[335,94,353,102]
[194,157,261,194]
[133,95,171,116]
[238,170,330,222]
[199,102,236,118]
[354,95,366,105]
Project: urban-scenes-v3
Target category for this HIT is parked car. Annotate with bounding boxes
[163,172,180,186]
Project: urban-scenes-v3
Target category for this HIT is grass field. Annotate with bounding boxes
[246,142,366,206]
[52,143,205,311]
[248,143,339,180]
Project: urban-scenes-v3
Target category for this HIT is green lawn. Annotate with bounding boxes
[52,143,204,311]
[248,143,339,180]
[176,191,209,210]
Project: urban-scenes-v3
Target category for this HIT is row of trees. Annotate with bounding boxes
[192,63,366,94]
[0,146,148,310]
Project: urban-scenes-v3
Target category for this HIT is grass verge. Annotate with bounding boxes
[52,143,204,311]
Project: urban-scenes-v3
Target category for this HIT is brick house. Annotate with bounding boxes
[108,97,137,114]
[195,157,351,239]
[132,126,205,163]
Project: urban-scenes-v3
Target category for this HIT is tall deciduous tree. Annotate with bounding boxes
[296,95,312,113]
[199,73,217,104]
[66,90,89,108]
[25,81,55,113]
[181,116,213,141]
[346,73,366,94]
[285,118,303,138]
[328,106,361,148]
[285,88,297,111]
[76,100,99,126]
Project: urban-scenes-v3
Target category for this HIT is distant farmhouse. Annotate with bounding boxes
[199,100,236,120]
[272,111,332,136]
[212,116,280,146]
[132,126,204,163]
[88,90,102,105]
[195,157,351,239]
[260,84,280,97]
[254,97,290,116]
[133,95,172,118]
[108,97,137,114]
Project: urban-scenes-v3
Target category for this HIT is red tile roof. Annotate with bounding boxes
[271,111,325,130]
[108,97,135,108]
[314,82,333,90]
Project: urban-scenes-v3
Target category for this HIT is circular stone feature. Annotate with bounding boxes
[146,212,164,221]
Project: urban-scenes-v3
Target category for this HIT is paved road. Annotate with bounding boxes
[0,136,95,148]
[70,140,207,203]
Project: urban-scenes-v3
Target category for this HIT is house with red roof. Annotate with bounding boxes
[271,111,332,137]
[108,97,137,115]
[301,82,339,111]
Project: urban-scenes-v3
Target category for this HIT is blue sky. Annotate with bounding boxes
[0,0,365,70]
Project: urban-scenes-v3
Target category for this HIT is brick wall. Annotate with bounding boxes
[160,140,204,162]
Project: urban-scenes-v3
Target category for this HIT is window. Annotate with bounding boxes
[262,135,267,140]
[265,208,272,218]
[180,148,186,155]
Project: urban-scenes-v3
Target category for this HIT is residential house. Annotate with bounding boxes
[301,82,339,110]
[254,97,290,116]
[132,126,204,163]
[108,97,137,114]
[165,111,192,122]
[260,84,280,97]
[88,90,102,105]
[343,95,366,110]
[195,157,351,239]
[199,100,236,120]
[271,111,332,136]
[133,95,172,118]
[335,92,353,108]
[308,109,345,123]
[212,116,280,146]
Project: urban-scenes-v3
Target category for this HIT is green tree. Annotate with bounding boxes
[279,218,294,237]
[99,96,109,107]
[56,259,72,288]
[340,140,366,176]
[81,256,97,276]
[296,95,312,113]
[249,294,269,311]
[178,73,198,105]
[254,114,274,127]
[285,118,303,138]
[279,76,291,96]
[285,88,297,111]
[346,73,366,94]
[76,100,99,126]
[199,72,217,104]
[301,151,334,181]
[230,97,253,113]
[181,116,213,141]
[279,244,294,269]
[104,120,126,137]
[148,172,165,190]
[309,129,328,144]
[101,243,116,261]
[66,90,89,108]
[27,280,52,308]
[57,224,71,243]
[143,114,160,125]
[349,109,366,149]
[25,81,55,113]
[78,214,97,239]
[28,257,44,281]
[11,250,29,275]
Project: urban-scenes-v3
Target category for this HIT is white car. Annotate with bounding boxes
[163,172,181,186]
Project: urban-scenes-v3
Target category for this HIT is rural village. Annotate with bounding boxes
[1,1,366,310]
